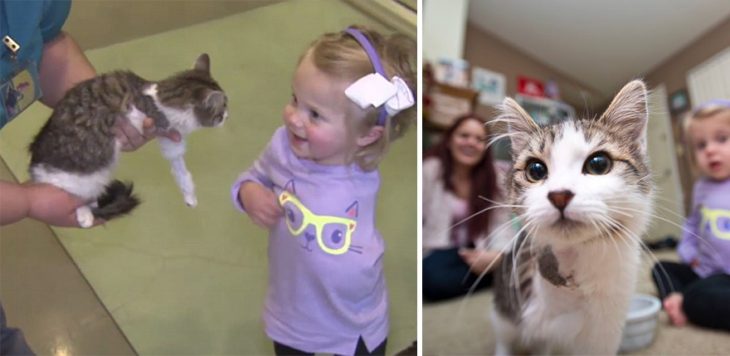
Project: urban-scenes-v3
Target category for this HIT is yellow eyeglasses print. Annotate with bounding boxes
[278,191,357,255]
[700,207,730,240]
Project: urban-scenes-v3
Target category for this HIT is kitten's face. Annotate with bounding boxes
[157,53,228,127]
[502,81,652,245]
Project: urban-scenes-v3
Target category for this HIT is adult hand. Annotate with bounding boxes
[24,183,105,227]
[459,248,502,275]
[239,182,283,229]
[114,117,182,152]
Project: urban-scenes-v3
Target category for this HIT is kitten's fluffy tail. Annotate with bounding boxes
[92,180,140,220]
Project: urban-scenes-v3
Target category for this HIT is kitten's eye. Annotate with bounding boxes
[310,110,321,120]
[291,94,298,105]
[584,152,612,175]
[525,159,548,182]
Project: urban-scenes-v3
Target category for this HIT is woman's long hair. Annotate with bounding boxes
[424,114,498,243]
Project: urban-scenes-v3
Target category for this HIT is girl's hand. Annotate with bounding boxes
[459,248,502,275]
[25,183,105,227]
[114,117,182,152]
[239,182,283,229]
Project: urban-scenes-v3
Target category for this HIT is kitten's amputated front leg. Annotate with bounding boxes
[158,137,197,207]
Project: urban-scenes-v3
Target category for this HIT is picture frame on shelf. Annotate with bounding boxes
[472,67,506,106]
[669,89,690,116]
[425,82,478,129]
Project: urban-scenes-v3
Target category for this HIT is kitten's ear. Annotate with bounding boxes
[498,97,539,153]
[205,90,226,108]
[194,53,210,73]
[599,80,649,154]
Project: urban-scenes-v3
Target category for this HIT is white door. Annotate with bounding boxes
[687,46,730,104]
[646,85,685,243]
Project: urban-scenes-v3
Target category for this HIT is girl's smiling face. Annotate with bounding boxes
[283,52,357,165]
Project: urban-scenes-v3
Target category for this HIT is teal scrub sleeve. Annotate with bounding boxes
[39,0,71,43]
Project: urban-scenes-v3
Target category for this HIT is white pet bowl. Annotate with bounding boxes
[619,294,661,353]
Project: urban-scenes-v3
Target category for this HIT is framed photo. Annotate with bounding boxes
[669,89,690,115]
[425,82,478,129]
[471,67,506,106]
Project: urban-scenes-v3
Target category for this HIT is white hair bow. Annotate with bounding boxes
[345,73,415,117]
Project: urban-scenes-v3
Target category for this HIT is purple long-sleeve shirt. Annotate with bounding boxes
[677,177,730,277]
[230,127,388,354]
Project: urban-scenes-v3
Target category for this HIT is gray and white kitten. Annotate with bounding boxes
[29,53,228,227]
[491,80,653,355]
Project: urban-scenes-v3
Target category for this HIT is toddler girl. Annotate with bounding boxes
[651,99,730,331]
[230,26,415,355]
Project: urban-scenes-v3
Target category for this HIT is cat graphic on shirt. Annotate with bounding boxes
[278,180,363,255]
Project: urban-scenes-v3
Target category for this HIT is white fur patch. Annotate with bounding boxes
[144,84,200,135]
[126,105,147,134]
[30,164,115,201]
[76,205,94,228]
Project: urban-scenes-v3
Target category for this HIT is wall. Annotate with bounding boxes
[462,22,606,118]
[423,0,469,62]
[645,17,730,99]
[65,0,280,50]
[344,0,417,39]
[645,17,730,213]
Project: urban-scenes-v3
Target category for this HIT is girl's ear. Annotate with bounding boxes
[356,126,384,147]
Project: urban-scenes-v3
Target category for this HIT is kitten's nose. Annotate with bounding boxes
[548,190,574,212]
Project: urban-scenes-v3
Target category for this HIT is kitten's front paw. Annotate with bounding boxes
[184,194,198,208]
[76,206,94,228]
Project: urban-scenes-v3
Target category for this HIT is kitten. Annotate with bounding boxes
[29,53,228,227]
[491,80,653,355]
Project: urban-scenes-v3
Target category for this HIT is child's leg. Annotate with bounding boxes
[351,337,386,356]
[273,341,314,356]
[651,261,698,300]
[682,274,730,331]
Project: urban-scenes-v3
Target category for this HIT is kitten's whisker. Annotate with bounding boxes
[605,205,714,251]
[605,217,633,261]
[438,205,507,237]
[592,217,617,259]
[457,221,533,319]
[477,195,528,209]
[486,132,518,149]
[604,214,675,296]
[458,214,522,286]
[607,196,686,222]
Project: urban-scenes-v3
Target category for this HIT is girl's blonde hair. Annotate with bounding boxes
[303,25,416,171]
[682,102,730,138]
